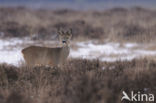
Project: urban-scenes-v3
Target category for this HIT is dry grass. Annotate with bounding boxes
[0,58,156,103]
[0,7,156,42]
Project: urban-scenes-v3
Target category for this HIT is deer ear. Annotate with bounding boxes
[57,28,63,35]
[69,28,72,34]
[69,28,72,37]
[67,28,72,36]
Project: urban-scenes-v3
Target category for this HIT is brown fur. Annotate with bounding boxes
[22,29,72,67]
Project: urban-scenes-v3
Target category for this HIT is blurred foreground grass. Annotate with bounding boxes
[0,59,156,103]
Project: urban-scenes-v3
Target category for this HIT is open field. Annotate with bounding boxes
[0,6,156,65]
[0,59,156,103]
[0,7,156,42]
[1,38,156,65]
[0,6,156,103]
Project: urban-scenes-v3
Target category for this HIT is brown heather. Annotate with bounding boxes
[0,59,156,103]
[0,7,156,42]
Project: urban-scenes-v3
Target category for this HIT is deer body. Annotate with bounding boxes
[22,29,72,67]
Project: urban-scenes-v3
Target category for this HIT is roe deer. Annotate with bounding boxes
[22,29,72,67]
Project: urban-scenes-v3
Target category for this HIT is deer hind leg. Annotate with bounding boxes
[23,56,34,66]
[24,60,34,67]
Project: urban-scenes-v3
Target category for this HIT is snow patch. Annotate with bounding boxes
[0,38,156,66]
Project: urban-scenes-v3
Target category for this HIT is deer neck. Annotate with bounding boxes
[60,43,70,61]
[62,43,69,50]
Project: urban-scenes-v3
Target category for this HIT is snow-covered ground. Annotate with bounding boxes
[0,38,156,66]
[71,41,156,61]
